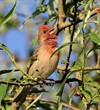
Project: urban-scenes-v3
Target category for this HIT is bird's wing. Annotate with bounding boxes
[27,45,40,74]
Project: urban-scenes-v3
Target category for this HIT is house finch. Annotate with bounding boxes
[28,25,59,80]
[12,25,59,108]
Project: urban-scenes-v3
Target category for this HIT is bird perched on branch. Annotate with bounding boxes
[11,25,60,109]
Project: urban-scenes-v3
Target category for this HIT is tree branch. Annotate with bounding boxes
[8,97,80,110]
[57,65,100,72]
[54,6,100,34]
[0,78,81,87]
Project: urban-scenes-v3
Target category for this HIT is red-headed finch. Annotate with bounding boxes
[11,25,60,109]
[28,25,59,80]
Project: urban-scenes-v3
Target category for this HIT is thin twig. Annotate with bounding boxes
[37,98,80,110]
[57,65,100,72]
[61,0,77,81]
[54,6,100,34]
[8,98,80,110]
[0,78,81,86]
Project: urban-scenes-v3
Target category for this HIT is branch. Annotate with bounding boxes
[0,78,81,86]
[28,98,80,110]
[54,6,100,34]
[65,0,77,71]
[58,0,66,26]
[57,65,100,72]
[0,69,19,75]
[8,97,80,110]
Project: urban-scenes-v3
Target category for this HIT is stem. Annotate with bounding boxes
[82,28,85,90]
[63,0,77,79]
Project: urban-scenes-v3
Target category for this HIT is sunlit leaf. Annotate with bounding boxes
[0,43,31,79]
[57,72,74,97]
[85,81,100,89]
[19,9,41,30]
[0,43,14,57]
[40,0,45,4]
[72,61,82,69]
[69,87,77,105]
[87,33,100,44]
[31,37,38,47]
[51,42,78,58]
[81,90,92,101]
[56,97,62,110]
[0,1,16,26]
[26,92,43,110]
[47,0,56,15]
[86,45,100,58]
[19,4,47,30]
[0,70,15,105]
[0,69,19,75]
[44,14,57,24]
[92,94,100,102]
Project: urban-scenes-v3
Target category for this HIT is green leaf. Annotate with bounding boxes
[19,9,41,30]
[26,92,43,110]
[44,14,57,24]
[40,0,45,4]
[0,43,14,57]
[0,70,15,105]
[57,72,74,97]
[19,4,47,30]
[86,45,100,58]
[0,69,19,75]
[92,94,100,102]
[87,33,100,44]
[81,90,92,101]
[51,42,78,58]
[0,1,16,26]
[85,81,100,89]
[56,97,62,110]
[31,37,38,47]
[0,43,31,79]
[69,87,77,105]
[72,61,82,70]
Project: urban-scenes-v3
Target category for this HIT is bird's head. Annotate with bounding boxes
[38,25,57,44]
[38,25,50,44]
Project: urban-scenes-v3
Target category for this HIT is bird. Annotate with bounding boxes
[11,25,60,109]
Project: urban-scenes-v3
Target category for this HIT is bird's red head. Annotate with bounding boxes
[38,25,50,44]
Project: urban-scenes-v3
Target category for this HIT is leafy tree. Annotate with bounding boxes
[0,0,100,110]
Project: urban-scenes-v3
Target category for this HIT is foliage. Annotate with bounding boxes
[0,0,100,110]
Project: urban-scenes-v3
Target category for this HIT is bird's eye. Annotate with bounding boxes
[43,30,47,33]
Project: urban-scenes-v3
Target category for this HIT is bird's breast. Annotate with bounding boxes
[28,45,59,81]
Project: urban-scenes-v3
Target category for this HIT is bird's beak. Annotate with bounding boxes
[48,28,56,34]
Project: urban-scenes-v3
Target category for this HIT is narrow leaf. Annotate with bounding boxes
[86,45,100,58]
[69,87,77,105]
[57,72,74,96]
[81,90,92,101]
[51,42,77,58]
[26,92,43,110]
[85,81,100,89]
[31,37,38,47]
[57,97,62,110]
[19,4,47,30]
[0,1,16,26]
[44,14,57,24]
[0,69,19,75]
[0,43,14,56]
[87,33,100,44]
[0,70,15,105]
[19,9,41,30]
